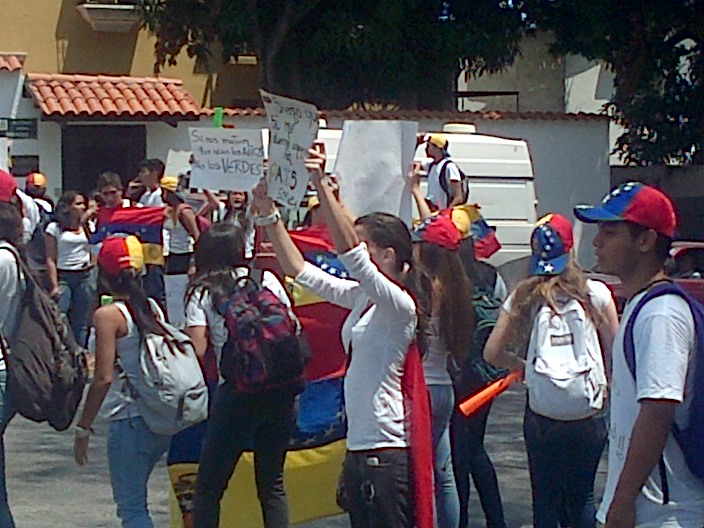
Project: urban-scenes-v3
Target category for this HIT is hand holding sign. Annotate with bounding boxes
[260,90,319,209]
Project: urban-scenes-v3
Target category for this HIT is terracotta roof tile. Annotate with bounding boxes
[26,73,201,119]
[0,53,26,72]
[201,106,605,122]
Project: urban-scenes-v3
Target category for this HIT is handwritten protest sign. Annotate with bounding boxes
[188,128,264,191]
[334,120,418,225]
[260,90,319,208]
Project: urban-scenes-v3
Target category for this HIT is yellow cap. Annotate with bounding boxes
[449,204,481,239]
[159,176,179,192]
[426,134,448,150]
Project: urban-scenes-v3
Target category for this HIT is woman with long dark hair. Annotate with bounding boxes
[484,214,619,528]
[45,191,95,345]
[188,222,297,528]
[413,218,474,528]
[250,147,433,528]
[73,235,172,527]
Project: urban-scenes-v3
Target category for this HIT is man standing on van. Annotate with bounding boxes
[425,134,467,209]
[574,182,704,528]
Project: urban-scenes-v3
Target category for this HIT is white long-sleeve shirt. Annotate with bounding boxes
[295,243,417,451]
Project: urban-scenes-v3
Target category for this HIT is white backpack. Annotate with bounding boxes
[115,300,208,435]
[524,298,606,421]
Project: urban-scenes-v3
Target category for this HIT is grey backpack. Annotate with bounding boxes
[115,300,208,435]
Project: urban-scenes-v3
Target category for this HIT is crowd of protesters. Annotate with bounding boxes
[0,132,701,528]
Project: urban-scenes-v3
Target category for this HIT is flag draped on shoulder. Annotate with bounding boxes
[91,206,165,265]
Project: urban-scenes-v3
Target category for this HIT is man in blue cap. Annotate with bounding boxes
[575,182,704,528]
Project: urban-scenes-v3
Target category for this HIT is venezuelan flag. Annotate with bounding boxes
[168,225,350,527]
[91,206,165,265]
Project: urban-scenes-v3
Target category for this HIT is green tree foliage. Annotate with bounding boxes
[530,0,704,165]
[142,0,529,110]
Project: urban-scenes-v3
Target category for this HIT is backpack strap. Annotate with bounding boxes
[623,281,697,505]
[249,267,264,287]
[437,159,453,203]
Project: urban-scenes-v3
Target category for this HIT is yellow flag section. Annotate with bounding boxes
[168,439,346,527]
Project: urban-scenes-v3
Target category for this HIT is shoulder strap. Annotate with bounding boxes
[438,159,452,199]
[249,267,263,287]
[623,282,691,380]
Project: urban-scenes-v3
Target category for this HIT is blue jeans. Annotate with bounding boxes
[429,384,460,528]
[107,416,170,528]
[523,408,606,528]
[57,268,96,347]
[0,371,15,528]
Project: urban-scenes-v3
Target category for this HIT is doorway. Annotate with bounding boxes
[62,124,146,194]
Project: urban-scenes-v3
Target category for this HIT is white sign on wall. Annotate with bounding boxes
[260,90,319,208]
[188,128,264,191]
[0,138,8,172]
[334,120,418,225]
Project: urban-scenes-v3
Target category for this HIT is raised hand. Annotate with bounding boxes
[251,177,275,216]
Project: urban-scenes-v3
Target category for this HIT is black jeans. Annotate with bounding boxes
[523,407,607,528]
[343,448,413,528]
[451,402,507,528]
[192,383,296,528]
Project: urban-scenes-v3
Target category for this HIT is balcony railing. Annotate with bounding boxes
[76,1,142,32]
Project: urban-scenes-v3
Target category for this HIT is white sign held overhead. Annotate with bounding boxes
[0,138,8,172]
[164,149,193,179]
[334,120,419,225]
[188,128,264,191]
[260,90,319,208]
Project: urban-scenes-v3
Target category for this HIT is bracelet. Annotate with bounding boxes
[253,209,281,227]
[74,425,94,439]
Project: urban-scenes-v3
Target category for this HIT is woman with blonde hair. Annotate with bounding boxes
[484,213,619,528]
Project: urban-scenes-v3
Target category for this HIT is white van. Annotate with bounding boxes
[315,123,538,266]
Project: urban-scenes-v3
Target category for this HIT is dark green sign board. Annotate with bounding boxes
[0,118,38,139]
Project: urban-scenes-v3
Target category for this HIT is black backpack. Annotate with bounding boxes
[438,159,469,204]
[25,205,52,271]
[0,244,88,431]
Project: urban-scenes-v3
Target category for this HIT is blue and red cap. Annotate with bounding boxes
[530,213,574,276]
[573,182,677,238]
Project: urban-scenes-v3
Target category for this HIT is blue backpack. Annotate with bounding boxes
[624,282,704,502]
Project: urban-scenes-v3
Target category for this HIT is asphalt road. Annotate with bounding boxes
[4,384,606,527]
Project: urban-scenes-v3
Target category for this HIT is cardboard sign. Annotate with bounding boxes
[260,90,319,208]
[188,128,264,191]
[334,120,418,225]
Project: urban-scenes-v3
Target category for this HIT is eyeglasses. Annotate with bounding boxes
[101,189,121,197]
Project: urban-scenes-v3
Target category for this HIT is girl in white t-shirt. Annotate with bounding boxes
[185,222,297,527]
[45,191,95,346]
[484,214,619,528]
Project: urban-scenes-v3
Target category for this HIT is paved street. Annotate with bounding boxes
[4,384,606,527]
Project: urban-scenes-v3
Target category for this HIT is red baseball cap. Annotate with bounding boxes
[574,182,677,238]
[98,235,145,277]
[0,170,18,203]
[412,212,461,251]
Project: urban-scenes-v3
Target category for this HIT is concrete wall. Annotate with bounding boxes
[457,32,565,113]
[0,0,258,107]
